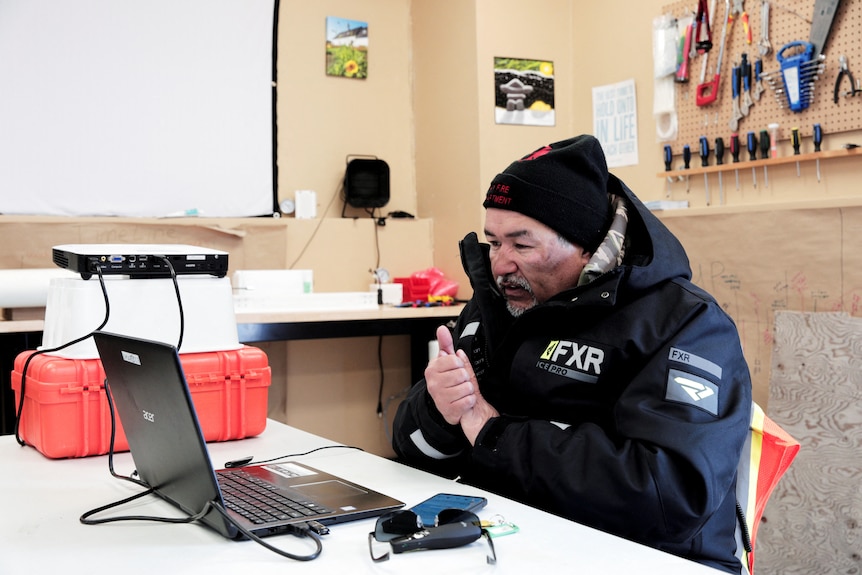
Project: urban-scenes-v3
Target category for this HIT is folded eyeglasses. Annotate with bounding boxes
[367,508,497,564]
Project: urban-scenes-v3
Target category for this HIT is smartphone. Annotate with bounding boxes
[409,493,488,526]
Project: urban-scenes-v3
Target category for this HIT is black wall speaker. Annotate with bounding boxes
[345,158,390,208]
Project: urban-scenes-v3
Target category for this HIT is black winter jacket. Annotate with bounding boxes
[392,176,752,573]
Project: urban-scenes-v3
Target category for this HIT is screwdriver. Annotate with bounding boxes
[759,129,770,187]
[747,131,758,188]
[715,137,725,204]
[730,133,741,190]
[683,144,692,192]
[791,127,801,176]
[699,136,710,205]
[663,145,673,196]
[813,123,822,182]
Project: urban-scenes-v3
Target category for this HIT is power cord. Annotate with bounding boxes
[287,179,342,269]
[79,484,323,561]
[15,256,184,448]
[157,255,185,352]
[223,444,364,469]
[14,266,111,447]
[76,259,323,561]
[208,502,323,561]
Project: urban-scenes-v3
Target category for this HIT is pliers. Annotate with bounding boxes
[731,0,751,44]
[834,55,860,103]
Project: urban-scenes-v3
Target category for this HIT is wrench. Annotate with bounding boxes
[740,54,753,115]
[729,64,744,131]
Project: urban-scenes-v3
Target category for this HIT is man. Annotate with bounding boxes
[392,135,752,573]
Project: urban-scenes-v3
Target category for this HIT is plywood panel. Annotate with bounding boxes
[659,205,862,408]
[756,310,862,574]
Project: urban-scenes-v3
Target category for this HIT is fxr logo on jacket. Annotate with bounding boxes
[536,340,604,384]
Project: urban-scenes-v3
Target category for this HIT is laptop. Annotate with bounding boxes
[92,330,404,540]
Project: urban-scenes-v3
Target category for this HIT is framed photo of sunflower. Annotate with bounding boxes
[493,57,555,126]
[326,17,368,79]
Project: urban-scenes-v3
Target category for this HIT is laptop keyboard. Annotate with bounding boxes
[218,470,333,525]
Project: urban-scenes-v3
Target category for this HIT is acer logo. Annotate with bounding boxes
[142,410,155,423]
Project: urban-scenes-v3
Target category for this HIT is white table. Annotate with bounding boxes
[0,419,721,574]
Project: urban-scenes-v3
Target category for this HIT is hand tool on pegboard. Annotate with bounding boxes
[731,0,751,45]
[809,0,841,57]
[694,0,714,53]
[729,64,743,129]
[747,131,758,187]
[699,135,711,204]
[715,136,726,203]
[663,145,673,196]
[740,53,754,115]
[682,144,692,191]
[730,132,741,190]
[759,129,770,187]
[753,58,764,101]
[696,0,732,106]
[758,1,772,57]
[761,43,825,112]
[813,123,822,181]
[791,127,801,176]
[696,0,718,84]
[833,55,861,104]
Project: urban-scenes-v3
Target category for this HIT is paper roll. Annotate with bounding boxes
[0,268,78,308]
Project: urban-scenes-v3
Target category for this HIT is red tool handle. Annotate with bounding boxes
[696,73,721,106]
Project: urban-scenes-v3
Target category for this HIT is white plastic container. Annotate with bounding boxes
[41,275,240,359]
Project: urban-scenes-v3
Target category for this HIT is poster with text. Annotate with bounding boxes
[494,57,555,126]
[326,17,368,79]
[592,79,638,168]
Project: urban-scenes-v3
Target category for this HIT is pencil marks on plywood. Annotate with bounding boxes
[756,311,862,574]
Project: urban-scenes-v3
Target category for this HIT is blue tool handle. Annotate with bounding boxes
[664,145,673,170]
[747,132,757,161]
[730,66,742,98]
[813,124,822,152]
[699,136,709,167]
[683,144,691,169]
[755,58,762,79]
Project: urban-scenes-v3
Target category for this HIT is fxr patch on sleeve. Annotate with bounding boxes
[668,347,722,379]
[665,368,719,416]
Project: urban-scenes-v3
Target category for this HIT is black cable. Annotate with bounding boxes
[103,375,148,487]
[79,488,322,561]
[368,208,385,416]
[289,180,342,269]
[14,266,111,446]
[208,502,323,561]
[102,256,183,483]
[376,335,385,417]
[156,256,184,351]
[224,444,364,468]
[80,487,209,525]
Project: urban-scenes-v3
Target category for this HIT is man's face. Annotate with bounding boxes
[484,208,591,316]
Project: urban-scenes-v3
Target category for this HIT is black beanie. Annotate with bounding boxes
[483,135,612,253]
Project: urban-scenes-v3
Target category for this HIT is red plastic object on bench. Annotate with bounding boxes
[11,345,271,459]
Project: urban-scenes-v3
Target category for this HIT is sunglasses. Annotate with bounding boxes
[367,508,496,563]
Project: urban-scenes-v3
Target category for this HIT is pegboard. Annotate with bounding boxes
[662,0,862,150]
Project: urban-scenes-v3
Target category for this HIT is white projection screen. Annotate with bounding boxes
[0,0,277,217]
